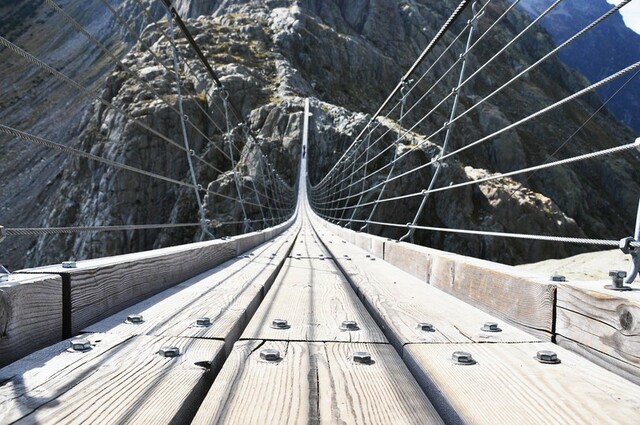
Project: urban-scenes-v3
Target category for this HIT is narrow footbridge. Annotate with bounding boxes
[2,100,639,424]
[2,1,640,423]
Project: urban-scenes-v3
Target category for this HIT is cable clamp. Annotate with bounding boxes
[619,236,639,284]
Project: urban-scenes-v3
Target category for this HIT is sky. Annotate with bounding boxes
[607,0,640,33]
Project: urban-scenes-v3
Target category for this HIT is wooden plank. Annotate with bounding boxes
[428,253,556,339]
[0,274,62,367]
[192,340,444,425]
[241,257,387,343]
[20,239,238,335]
[556,281,640,383]
[383,241,438,282]
[84,228,298,351]
[331,255,539,350]
[0,333,225,424]
[403,342,640,425]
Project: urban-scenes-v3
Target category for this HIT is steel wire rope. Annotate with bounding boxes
[313,0,576,203]
[0,123,270,210]
[312,0,474,188]
[316,0,500,196]
[318,57,640,211]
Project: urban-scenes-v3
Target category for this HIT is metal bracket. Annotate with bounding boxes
[619,236,639,284]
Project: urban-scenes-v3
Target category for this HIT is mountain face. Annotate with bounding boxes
[1,0,638,269]
[516,0,640,132]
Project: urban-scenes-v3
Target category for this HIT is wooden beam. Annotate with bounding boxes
[404,342,640,424]
[192,340,444,424]
[0,333,226,424]
[0,274,62,367]
[19,239,238,334]
[556,281,640,384]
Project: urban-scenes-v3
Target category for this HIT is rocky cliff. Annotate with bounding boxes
[1,0,639,268]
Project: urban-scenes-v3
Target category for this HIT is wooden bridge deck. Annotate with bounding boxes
[2,206,640,424]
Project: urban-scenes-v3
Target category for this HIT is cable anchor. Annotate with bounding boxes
[618,236,639,286]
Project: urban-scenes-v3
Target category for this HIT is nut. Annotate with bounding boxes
[61,261,77,268]
[550,274,566,282]
[418,322,434,332]
[353,351,372,364]
[481,322,502,332]
[127,314,144,324]
[271,319,290,329]
[70,339,91,351]
[260,348,280,361]
[452,351,476,365]
[340,320,359,331]
[158,346,180,357]
[536,350,561,364]
[196,317,211,327]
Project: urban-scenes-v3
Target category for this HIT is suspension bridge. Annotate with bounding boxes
[1,0,640,423]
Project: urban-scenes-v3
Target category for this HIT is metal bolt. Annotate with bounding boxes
[352,351,372,364]
[605,270,631,291]
[127,314,144,324]
[62,261,77,268]
[452,351,476,365]
[260,348,280,361]
[418,322,435,332]
[550,274,567,282]
[481,322,502,332]
[271,319,290,329]
[340,320,359,331]
[70,339,91,351]
[196,317,211,327]
[158,346,180,357]
[536,350,561,364]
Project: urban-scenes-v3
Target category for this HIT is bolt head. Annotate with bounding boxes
[62,261,77,269]
[536,350,561,364]
[452,351,476,365]
[271,319,289,329]
[481,322,502,332]
[158,346,180,357]
[196,317,211,327]
[340,320,359,331]
[418,322,434,332]
[71,339,91,351]
[127,314,144,324]
[550,274,566,282]
[352,351,372,364]
[609,270,627,278]
[260,348,280,361]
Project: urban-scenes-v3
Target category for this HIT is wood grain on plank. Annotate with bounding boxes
[556,281,640,382]
[0,333,225,424]
[241,257,387,343]
[403,342,640,425]
[331,255,539,348]
[192,340,444,425]
[0,274,62,367]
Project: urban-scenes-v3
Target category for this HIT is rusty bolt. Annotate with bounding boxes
[353,351,372,364]
[71,339,91,351]
[418,322,435,332]
[196,317,211,327]
[481,322,502,333]
[452,351,476,365]
[158,346,180,357]
[260,348,280,361]
[271,319,290,329]
[127,314,144,324]
[340,320,359,331]
[536,350,561,364]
